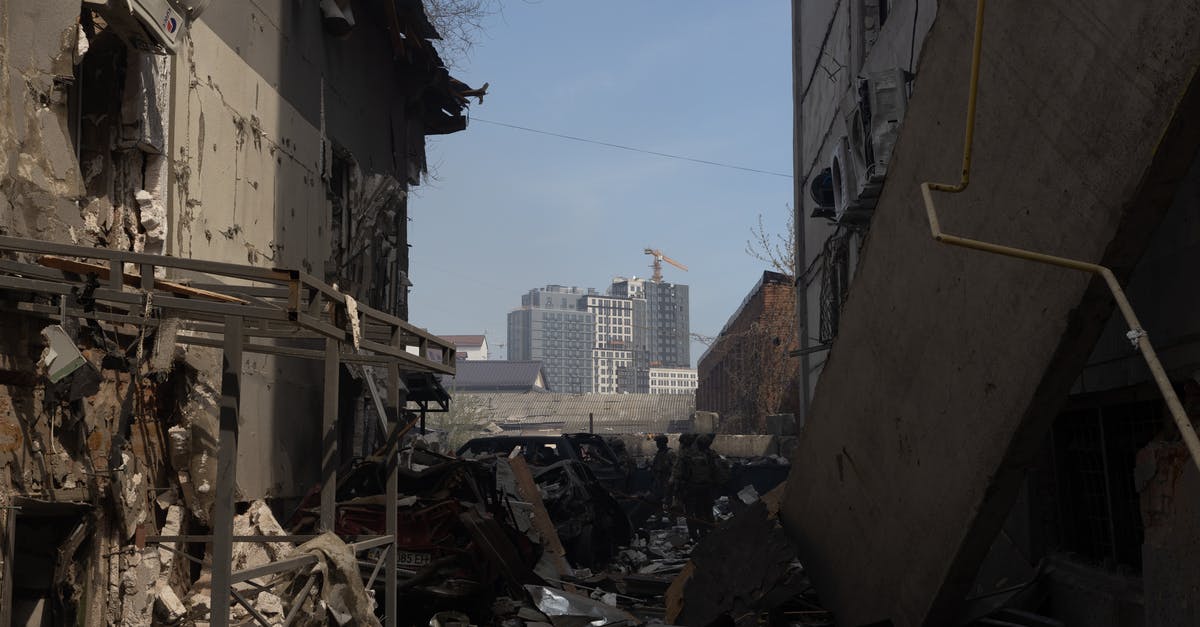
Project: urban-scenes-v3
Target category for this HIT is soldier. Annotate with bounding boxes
[650,434,676,506]
[671,432,723,541]
[607,437,635,492]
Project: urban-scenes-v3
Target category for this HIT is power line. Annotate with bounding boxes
[469,116,794,179]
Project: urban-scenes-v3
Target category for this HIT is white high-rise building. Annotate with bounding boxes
[586,294,636,393]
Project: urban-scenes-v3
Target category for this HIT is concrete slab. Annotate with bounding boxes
[781,1,1200,626]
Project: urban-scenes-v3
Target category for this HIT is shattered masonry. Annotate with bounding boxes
[0,0,474,624]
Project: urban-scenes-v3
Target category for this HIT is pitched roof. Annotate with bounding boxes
[443,335,487,348]
[455,392,696,435]
[441,360,546,392]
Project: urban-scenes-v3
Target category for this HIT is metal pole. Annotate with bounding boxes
[589,412,594,434]
[321,337,339,532]
[210,315,244,627]
[385,362,401,627]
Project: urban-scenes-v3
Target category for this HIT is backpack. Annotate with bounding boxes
[687,450,715,485]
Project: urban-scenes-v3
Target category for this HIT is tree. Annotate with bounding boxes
[424,391,492,451]
[693,207,801,434]
[423,0,499,67]
[745,207,797,279]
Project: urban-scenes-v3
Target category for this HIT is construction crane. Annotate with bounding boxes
[643,248,688,283]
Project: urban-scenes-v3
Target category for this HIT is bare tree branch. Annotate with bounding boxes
[423,0,500,67]
[745,207,797,279]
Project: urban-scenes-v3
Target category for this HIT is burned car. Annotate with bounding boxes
[457,433,628,491]
[457,435,633,568]
[287,447,540,618]
[531,459,633,568]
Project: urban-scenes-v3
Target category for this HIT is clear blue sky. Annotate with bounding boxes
[408,1,793,365]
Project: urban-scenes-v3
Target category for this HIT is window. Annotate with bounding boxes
[819,232,852,343]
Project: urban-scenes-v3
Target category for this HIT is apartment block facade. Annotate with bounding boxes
[507,286,596,394]
[509,279,690,394]
[649,367,698,395]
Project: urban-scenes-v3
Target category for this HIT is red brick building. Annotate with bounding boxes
[696,271,800,433]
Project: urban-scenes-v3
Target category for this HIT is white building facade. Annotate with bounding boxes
[649,367,698,395]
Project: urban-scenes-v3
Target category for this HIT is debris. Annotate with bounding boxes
[113,453,149,540]
[40,324,86,383]
[503,455,575,580]
[430,610,474,627]
[736,484,759,505]
[149,317,180,373]
[345,293,362,350]
[532,460,631,568]
[287,533,381,627]
[525,584,641,627]
[674,501,807,627]
[231,499,293,574]
[153,584,187,624]
[254,590,285,620]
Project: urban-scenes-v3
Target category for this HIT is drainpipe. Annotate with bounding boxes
[792,0,811,429]
[922,0,1200,475]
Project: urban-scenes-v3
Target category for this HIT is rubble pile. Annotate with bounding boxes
[6,320,826,627]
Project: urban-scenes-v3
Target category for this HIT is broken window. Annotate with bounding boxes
[70,6,171,258]
[326,148,410,318]
[1050,400,1165,571]
[7,503,90,627]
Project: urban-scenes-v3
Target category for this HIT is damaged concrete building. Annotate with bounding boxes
[786,0,1200,626]
[0,0,476,625]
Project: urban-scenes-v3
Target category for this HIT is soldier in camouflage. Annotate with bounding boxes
[671,433,727,541]
[650,434,676,507]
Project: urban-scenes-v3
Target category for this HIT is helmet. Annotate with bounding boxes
[697,434,714,450]
[653,434,669,445]
[679,433,698,447]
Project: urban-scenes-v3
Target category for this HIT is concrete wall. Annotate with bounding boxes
[168,2,447,500]
[0,1,88,243]
[0,1,445,501]
[781,2,1200,626]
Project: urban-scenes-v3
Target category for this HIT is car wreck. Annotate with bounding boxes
[288,447,542,619]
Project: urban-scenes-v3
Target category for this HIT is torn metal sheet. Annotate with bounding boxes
[525,584,641,627]
[40,324,86,383]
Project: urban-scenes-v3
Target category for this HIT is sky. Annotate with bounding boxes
[408,1,794,365]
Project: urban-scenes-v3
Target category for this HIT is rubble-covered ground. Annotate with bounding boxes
[272,439,834,627]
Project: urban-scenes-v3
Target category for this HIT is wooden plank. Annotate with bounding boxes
[503,455,576,591]
[38,256,249,304]
[664,561,695,624]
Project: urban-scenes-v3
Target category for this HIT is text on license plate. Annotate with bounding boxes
[397,551,431,567]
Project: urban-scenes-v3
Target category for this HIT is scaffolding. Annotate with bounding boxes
[0,234,456,627]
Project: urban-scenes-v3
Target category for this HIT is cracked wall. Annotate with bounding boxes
[0,2,454,623]
[0,2,88,243]
[166,1,435,501]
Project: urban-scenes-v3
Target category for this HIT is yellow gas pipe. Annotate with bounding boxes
[921,0,1200,474]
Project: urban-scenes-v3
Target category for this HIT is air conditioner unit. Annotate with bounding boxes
[125,0,188,52]
[829,136,874,223]
[809,167,835,219]
[840,88,879,203]
[864,68,909,182]
[834,68,911,222]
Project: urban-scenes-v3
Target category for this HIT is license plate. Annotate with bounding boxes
[397,551,431,567]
